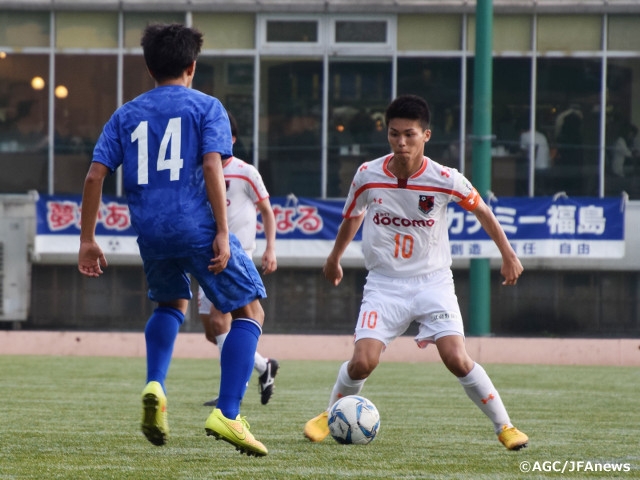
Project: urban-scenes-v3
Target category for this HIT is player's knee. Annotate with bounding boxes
[347,357,377,380]
[204,331,217,344]
[231,299,264,325]
[441,352,474,377]
[210,313,231,336]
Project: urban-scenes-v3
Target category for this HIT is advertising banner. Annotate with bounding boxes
[34,194,625,263]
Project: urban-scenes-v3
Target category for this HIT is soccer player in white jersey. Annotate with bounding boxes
[198,113,279,407]
[78,23,267,456]
[304,94,529,450]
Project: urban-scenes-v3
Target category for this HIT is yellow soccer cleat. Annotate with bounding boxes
[141,381,168,446]
[303,411,330,442]
[205,408,268,457]
[498,425,529,450]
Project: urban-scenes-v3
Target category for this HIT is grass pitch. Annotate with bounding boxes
[0,355,638,479]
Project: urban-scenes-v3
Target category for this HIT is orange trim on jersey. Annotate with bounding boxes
[224,174,269,203]
[458,187,480,211]
[410,157,428,178]
[381,155,429,179]
[343,182,477,217]
[222,156,234,168]
[381,155,395,178]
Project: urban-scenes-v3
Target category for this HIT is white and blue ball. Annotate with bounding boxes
[328,395,380,445]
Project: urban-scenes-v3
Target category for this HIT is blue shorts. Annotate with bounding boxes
[143,234,266,313]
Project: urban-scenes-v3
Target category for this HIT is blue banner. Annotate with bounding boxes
[34,193,625,261]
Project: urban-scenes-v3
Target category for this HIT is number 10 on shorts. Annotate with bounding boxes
[360,311,378,329]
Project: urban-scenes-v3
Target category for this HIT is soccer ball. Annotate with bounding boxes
[328,395,380,445]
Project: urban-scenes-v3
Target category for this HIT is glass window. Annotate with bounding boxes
[266,20,318,43]
[537,58,602,197]
[465,58,533,197]
[194,56,255,162]
[123,55,154,103]
[54,55,117,194]
[56,12,118,49]
[397,14,461,51]
[327,59,391,197]
[335,21,386,43]
[605,58,640,199]
[537,15,601,51]
[397,58,462,168]
[0,11,50,48]
[124,12,186,49]
[0,54,49,193]
[193,13,255,50]
[608,16,640,51]
[259,58,322,197]
[492,58,533,196]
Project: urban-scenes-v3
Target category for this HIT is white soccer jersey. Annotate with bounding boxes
[223,156,269,253]
[343,154,480,277]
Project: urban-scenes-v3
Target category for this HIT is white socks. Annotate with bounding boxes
[215,332,228,353]
[458,363,512,434]
[328,361,366,409]
[253,352,267,375]
[215,331,267,375]
[324,360,512,434]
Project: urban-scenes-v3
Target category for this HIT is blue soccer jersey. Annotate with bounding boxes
[93,85,233,259]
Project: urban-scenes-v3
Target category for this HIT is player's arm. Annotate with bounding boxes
[256,198,277,275]
[471,197,523,285]
[203,152,230,274]
[78,162,109,277]
[323,213,365,286]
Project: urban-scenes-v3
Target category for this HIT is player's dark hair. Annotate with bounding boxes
[141,23,203,82]
[385,94,431,130]
[228,112,238,138]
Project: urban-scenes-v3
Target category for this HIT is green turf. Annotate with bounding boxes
[0,355,638,479]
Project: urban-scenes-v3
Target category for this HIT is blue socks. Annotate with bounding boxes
[216,318,262,419]
[145,306,184,392]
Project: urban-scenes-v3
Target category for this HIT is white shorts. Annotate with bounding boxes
[355,268,465,349]
[197,248,255,315]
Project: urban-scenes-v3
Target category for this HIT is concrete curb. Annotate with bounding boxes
[1,331,639,366]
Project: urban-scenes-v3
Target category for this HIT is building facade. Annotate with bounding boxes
[1,1,639,337]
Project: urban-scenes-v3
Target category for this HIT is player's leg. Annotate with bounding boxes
[215,300,264,416]
[198,286,220,347]
[414,269,528,450]
[331,338,384,405]
[206,302,278,405]
[141,259,190,446]
[305,272,400,442]
[436,334,528,450]
[205,299,268,456]
[209,308,231,350]
[199,288,231,406]
[145,300,188,391]
[304,339,384,443]
[257,356,279,405]
[197,237,269,455]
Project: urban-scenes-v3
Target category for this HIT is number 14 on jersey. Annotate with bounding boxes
[131,117,184,185]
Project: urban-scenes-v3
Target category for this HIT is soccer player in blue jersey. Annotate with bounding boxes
[78,23,268,456]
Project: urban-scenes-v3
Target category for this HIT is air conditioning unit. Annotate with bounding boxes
[0,193,36,324]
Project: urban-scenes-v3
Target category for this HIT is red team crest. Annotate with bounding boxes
[418,195,434,214]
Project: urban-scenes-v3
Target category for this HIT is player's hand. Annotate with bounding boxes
[501,255,523,286]
[261,247,277,275]
[209,233,230,274]
[78,240,107,277]
[323,259,343,286]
